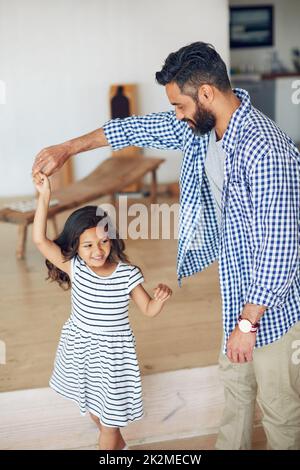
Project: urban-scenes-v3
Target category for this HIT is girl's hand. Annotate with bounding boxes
[153,284,172,302]
[33,172,51,196]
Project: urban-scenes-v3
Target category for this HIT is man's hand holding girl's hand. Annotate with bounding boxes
[32,143,71,177]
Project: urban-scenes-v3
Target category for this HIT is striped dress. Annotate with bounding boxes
[49,254,144,428]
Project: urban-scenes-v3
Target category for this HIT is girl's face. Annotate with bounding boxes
[77,226,112,268]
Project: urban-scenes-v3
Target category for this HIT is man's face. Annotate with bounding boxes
[165,82,216,136]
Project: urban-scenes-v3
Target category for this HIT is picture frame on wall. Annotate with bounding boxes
[230,5,274,49]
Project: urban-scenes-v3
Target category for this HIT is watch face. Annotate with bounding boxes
[239,319,252,333]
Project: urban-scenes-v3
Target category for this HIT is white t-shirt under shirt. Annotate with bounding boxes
[204,129,226,228]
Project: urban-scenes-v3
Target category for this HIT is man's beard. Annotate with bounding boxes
[184,101,216,136]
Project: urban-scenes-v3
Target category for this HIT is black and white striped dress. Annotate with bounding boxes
[49,254,144,428]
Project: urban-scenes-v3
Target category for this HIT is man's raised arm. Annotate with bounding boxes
[32,111,186,177]
[32,128,108,177]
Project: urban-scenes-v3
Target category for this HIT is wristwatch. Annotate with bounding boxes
[238,315,260,333]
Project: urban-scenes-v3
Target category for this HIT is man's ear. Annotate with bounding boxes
[197,84,214,105]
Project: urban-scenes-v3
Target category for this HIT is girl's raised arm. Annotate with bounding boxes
[32,172,71,276]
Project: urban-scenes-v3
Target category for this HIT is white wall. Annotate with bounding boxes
[0,0,229,197]
[230,0,300,72]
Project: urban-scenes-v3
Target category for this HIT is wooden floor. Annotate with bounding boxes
[0,194,222,392]
[0,365,266,450]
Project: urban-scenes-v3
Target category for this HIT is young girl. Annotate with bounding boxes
[32,172,172,450]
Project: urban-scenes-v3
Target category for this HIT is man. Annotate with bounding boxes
[32,42,300,450]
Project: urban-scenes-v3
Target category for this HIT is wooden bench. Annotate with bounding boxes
[0,156,165,259]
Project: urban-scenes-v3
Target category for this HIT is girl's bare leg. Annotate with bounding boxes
[98,424,126,450]
[89,412,101,431]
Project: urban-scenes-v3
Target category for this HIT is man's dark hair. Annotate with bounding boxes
[156,42,231,99]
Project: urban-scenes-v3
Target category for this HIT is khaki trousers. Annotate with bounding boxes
[215,321,300,450]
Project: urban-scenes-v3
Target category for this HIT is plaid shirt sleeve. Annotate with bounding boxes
[102,111,185,151]
[245,151,300,308]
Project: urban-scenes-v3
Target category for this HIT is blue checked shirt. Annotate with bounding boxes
[103,89,300,350]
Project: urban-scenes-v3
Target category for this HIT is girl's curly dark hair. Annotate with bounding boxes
[46,205,130,290]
